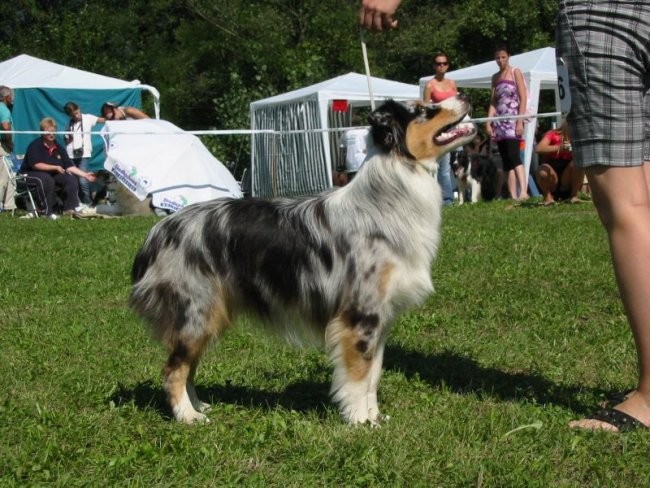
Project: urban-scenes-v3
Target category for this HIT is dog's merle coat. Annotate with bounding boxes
[130,97,476,424]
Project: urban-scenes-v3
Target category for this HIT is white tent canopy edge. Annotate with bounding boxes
[0,54,160,117]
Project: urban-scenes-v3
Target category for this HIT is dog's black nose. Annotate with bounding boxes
[457,93,469,103]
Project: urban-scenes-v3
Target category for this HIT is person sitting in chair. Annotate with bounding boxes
[20,117,96,218]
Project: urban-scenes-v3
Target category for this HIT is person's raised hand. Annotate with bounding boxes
[359,0,401,31]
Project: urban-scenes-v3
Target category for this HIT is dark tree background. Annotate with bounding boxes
[0,0,557,175]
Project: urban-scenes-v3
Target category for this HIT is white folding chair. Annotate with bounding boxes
[1,155,44,217]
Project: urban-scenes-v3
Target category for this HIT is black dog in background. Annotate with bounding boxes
[453,151,499,203]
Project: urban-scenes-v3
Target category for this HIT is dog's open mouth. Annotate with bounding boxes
[434,117,476,146]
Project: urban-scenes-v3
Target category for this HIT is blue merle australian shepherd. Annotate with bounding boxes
[130,96,476,425]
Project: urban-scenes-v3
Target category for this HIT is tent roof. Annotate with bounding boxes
[0,54,146,90]
[420,47,558,90]
[251,72,419,108]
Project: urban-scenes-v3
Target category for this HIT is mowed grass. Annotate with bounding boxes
[1,201,648,486]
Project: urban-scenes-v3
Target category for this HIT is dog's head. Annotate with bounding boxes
[368,96,476,162]
[453,151,470,177]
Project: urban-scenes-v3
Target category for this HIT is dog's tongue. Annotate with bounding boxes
[434,123,475,145]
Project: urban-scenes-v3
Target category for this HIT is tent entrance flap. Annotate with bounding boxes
[13,88,142,171]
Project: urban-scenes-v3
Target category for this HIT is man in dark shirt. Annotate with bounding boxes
[21,117,96,218]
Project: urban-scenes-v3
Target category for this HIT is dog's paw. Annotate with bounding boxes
[174,407,210,425]
[189,394,212,413]
[368,412,391,428]
[345,409,391,426]
[196,401,212,413]
[343,410,370,425]
[185,411,210,425]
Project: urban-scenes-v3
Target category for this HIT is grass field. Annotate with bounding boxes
[1,200,649,486]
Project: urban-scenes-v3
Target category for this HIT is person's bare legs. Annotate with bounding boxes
[514,164,529,200]
[568,164,585,203]
[570,163,650,431]
[537,164,558,204]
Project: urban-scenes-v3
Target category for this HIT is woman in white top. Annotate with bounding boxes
[64,101,105,205]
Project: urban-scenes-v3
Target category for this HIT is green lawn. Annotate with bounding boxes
[1,201,648,486]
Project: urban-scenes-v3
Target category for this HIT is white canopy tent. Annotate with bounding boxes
[0,54,160,116]
[0,54,161,170]
[419,47,561,177]
[250,72,419,197]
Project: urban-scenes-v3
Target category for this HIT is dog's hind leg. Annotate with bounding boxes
[187,359,211,413]
[167,295,233,422]
[164,340,210,424]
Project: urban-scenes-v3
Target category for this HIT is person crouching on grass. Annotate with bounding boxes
[19,117,96,219]
[534,119,584,205]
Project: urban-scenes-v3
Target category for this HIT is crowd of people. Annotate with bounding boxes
[0,91,148,219]
[335,44,585,207]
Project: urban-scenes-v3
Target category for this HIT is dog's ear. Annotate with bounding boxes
[368,103,403,152]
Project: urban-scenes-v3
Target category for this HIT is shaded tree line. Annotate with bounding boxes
[0,0,557,174]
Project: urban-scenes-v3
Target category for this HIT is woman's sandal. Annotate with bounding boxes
[599,389,635,408]
[586,407,647,432]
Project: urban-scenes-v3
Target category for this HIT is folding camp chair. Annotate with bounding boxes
[1,154,45,217]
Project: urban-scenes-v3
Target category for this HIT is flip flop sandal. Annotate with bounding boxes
[599,389,635,408]
[590,407,646,432]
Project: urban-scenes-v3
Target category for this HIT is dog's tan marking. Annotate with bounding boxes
[163,346,191,409]
[164,364,190,409]
[163,337,212,411]
[205,284,233,337]
[378,262,395,300]
[405,109,458,160]
[341,329,371,382]
[326,317,372,382]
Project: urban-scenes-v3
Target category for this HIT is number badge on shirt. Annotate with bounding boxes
[556,57,572,114]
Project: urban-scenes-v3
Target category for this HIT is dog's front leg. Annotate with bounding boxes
[366,340,389,425]
[471,180,481,203]
[326,316,384,425]
[458,181,466,205]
